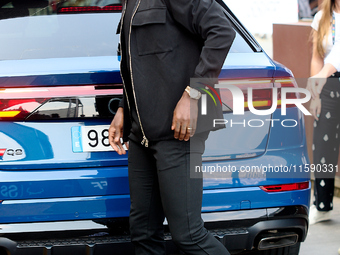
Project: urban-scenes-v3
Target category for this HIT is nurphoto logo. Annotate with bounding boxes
[201,83,311,116]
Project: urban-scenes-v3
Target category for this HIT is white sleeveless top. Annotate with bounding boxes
[311,10,340,71]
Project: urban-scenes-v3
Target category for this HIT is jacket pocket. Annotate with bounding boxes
[132,8,173,56]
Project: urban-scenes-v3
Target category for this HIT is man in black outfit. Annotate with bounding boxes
[109,0,235,254]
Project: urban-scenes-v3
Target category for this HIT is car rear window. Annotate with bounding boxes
[0,0,253,61]
[0,0,122,61]
[229,31,253,53]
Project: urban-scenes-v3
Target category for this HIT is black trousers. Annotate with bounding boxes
[313,77,340,211]
[128,133,229,255]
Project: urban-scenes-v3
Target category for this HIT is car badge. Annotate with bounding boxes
[0,148,6,160]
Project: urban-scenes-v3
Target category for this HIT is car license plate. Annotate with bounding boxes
[71,125,120,153]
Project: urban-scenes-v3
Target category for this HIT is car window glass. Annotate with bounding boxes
[0,0,252,61]
[0,0,122,60]
[229,31,253,53]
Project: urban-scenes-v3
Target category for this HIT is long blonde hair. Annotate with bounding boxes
[316,0,336,57]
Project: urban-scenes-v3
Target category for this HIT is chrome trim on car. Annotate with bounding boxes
[0,220,106,234]
[201,208,267,222]
[164,208,267,225]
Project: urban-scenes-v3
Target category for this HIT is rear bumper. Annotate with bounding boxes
[204,205,308,251]
[0,194,131,224]
[0,184,310,224]
[209,218,307,251]
[0,205,308,254]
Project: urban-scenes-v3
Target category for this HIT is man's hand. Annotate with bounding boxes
[171,91,198,141]
[109,107,128,155]
[309,97,322,121]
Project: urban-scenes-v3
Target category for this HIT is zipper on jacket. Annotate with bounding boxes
[119,1,132,114]
[120,0,148,147]
[127,0,149,147]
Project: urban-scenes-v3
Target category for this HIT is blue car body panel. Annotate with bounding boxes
[0,57,122,87]
[221,53,276,79]
[0,10,310,252]
[0,49,311,224]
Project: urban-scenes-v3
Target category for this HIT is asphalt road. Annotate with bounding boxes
[300,196,340,255]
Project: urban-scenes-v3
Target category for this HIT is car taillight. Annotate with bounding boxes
[0,110,20,118]
[0,85,123,121]
[0,98,45,121]
[219,78,272,112]
[274,77,299,108]
[58,5,122,13]
[219,77,299,112]
[260,181,309,192]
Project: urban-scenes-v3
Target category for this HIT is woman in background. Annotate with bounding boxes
[307,0,340,225]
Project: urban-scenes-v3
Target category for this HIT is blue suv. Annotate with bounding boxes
[0,0,310,254]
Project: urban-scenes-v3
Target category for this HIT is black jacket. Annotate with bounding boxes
[119,0,236,143]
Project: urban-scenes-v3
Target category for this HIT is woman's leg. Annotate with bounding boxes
[312,78,340,212]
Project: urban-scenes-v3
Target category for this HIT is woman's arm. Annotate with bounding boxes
[308,30,337,98]
[310,30,336,78]
[314,63,337,78]
[308,30,337,120]
[310,30,325,76]
[324,42,340,72]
